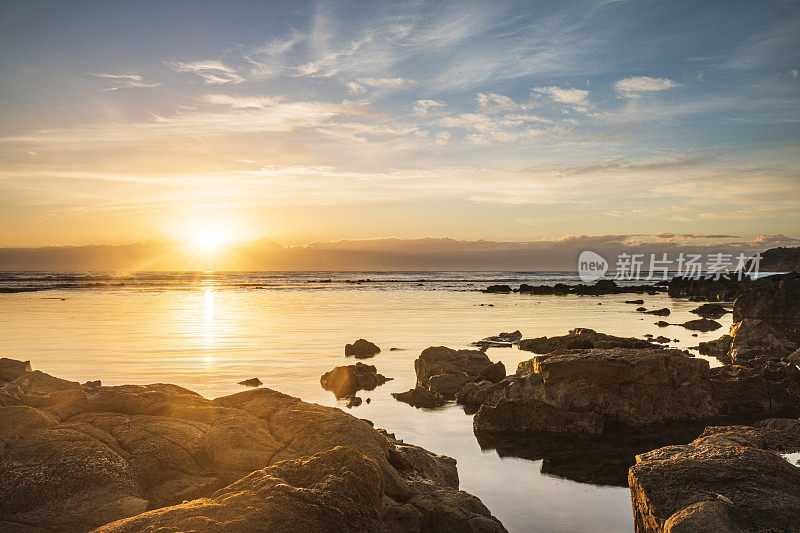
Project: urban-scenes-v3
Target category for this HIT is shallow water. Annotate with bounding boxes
[0,272,732,532]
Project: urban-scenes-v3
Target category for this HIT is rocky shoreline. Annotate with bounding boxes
[0,358,506,532]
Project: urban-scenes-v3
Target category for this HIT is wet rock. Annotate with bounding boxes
[625,299,645,304]
[392,387,446,409]
[636,306,647,312]
[484,284,512,293]
[518,328,658,355]
[655,321,670,327]
[517,281,662,296]
[644,307,671,316]
[471,330,522,349]
[320,362,391,399]
[690,303,729,320]
[237,377,262,387]
[653,336,670,344]
[474,399,604,436]
[681,318,722,332]
[629,419,800,533]
[345,396,362,408]
[345,338,381,358]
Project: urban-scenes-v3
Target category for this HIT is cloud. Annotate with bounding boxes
[615,76,679,96]
[434,131,451,146]
[200,94,283,109]
[91,73,160,91]
[414,99,447,117]
[477,93,517,113]
[533,86,590,111]
[168,60,245,84]
[348,77,417,93]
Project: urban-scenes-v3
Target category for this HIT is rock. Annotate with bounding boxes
[732,273,800,344]
[83,379,102,389]
[697,335,732,362]
[653,336,670,344]
[681,318,723,332]
[320,362,391,399]
[517,281,662,296]
[728,319,797,364]
[0,358,32,382]
[628,419,800,532]
[484,284,512,293]
[667,275,751,301]
[413,346,494,399]
[625,299,645,304]
[655,321,670,327]
[345,338,381,358]
[636,306,647,311]
[94,447,387,533]
[758,246,800,272]
[237,377,262,387]
[690,303,729,320]
[392,388,446,409]
[0,359,505,531]
[787,349,800,366]
[645,307,671,316]
[474,399,604,436]
[709,362,800,419]
[345,396,362,408]
[518,328,658,355]
[478,361,506,383]
[471,330,522,349]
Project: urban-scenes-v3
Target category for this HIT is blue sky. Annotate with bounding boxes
[0,0,798,247]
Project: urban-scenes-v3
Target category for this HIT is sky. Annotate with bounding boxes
[1,0,799,250]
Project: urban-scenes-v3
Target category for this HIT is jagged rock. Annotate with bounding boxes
[413,346,494,399]
[629,419,800,533]
[667,275,750,301]
[392,388,446,409]
[518,328,658,355]
[681,318,722,332]
[484,285,512,293]
[0,359,504,531]
[0,358,31,381]
[237,377,262,387]
[690,303,729,320]
[728,319,797,364]
[320,362,391,399]
[471,331,522,349]
[478,361,506,383]
[645,308,671,316]
[345,339,381,358]
[732,272,800,344]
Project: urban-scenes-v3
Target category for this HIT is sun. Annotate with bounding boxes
[189,230,228,252]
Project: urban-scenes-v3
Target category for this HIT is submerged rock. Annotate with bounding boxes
[644,308,671,316]
[0,359,505,532]
[629,419,800,533]
[345,338,381,358]
[518,328,658,354]
[471,330,522,349]
[392,387,446,409]
[689,303,729,319]
[625,299,645,304]
[237,377,262,387]
[320,362,391,399]
[681,318,722,332]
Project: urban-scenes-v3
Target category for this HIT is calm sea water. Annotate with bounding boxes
[0,272,731,532]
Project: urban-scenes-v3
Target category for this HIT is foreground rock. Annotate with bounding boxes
[320,362,391,399]
[344,338,381,358]
[0,359,505,532]
[629,418,800,532]
[516,280,663,296]
[468,342,800,437]
[518,328,659,354]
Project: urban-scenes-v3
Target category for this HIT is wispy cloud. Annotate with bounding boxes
[91,73,160,91]
[168,60,245,84]
[413,99,447,117]
[348,77,417,93]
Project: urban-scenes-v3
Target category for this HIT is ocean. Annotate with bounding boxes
[0,271,732,532]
